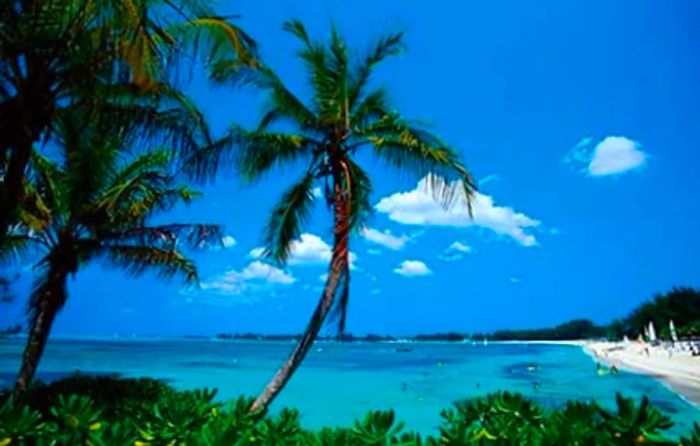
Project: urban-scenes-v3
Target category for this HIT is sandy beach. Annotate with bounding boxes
[583,341,700,406]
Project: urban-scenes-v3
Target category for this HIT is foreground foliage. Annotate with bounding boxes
[0,375,698,445]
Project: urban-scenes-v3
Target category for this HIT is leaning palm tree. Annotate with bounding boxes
[3,109,222,401]
[194,21,476,412]
[0,0,255,245]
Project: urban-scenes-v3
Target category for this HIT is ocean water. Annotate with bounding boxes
[1,338,698,436]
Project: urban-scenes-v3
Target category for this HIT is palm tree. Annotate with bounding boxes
[195,21,476,412]
[3,109,222,401]
[0,0,256,246]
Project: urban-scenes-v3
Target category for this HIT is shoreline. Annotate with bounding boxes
[580,341,700,408]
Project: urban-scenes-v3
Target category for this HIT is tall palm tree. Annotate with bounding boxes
[2,109,222,401]
[0,0,256,246]
[195,21,476,412]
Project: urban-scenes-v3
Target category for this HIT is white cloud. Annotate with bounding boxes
[370,288,381,295]
[222,235,236,248]
[249,233,357,267]
[319,273,328,282]
[249,247,265,259]
[201,234,236,251]
[394,260,432,277]
[375,177,540,247]
[479,174,500,187]
[509,277,522,284]
[361,227,411,250]
[439,241,473,262]
[447,241,472,253]
[366,248,382,255]
[312,187,323,198]
[566,136,647,176]
[288,233,332,265]
[201,261,295,296]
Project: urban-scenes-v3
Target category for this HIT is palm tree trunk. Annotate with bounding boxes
[250,175,350,413]
[12,260,69,402]
[0,139,32,246]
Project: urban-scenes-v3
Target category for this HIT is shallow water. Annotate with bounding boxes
[1,338,698,436]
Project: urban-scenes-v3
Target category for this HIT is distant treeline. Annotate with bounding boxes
[0,324,21,336]
[215,287,700,342]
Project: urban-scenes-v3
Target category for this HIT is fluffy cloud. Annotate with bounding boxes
[566,136,647,176]
[361,227,411,250]
[439,241,473,261]
[201,261,295,296]
[288,233,333,264]
[221,236,236,248]
[375,177,540,247]
[312,187,323,198]
[249,233,357,267]
[448,241,472,253]
[394,260,432,277]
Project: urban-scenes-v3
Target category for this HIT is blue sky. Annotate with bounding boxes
[2,0,700,336]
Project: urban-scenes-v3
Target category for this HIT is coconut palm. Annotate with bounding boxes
[0,0,256,245]
[3,109,222,401]
[194,21,475,411]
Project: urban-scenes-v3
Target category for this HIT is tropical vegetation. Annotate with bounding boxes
[1,108,223,401]
[475,287,700,342]
[193,19,476,412]
[0,0,256,400]
[0,375,698,445]
[0,0,255,246]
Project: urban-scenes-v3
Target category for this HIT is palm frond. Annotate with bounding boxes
[348,32,404,107]
[359,115,476,211]
[282,20,337,122]
[99,245,198,284]
[173,15,257,67]
[76,81,212,158]
[102,223,222,250]
[113,186,202,224]
[236,127,318,183]
[27,150,68,221]
[263,172,317,264]
[282,20,313,48]
[350,88,390,132]
[0,234,41,265]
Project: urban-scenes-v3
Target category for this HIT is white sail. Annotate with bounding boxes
[669,320,679,343]
[648,321,657,342]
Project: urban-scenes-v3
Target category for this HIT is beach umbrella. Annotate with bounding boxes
[648,321,657,342]
[669,320,679,342]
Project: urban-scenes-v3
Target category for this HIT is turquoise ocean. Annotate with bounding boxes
[1,339,698,436]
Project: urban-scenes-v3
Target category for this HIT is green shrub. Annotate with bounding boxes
[0,374,695,445]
